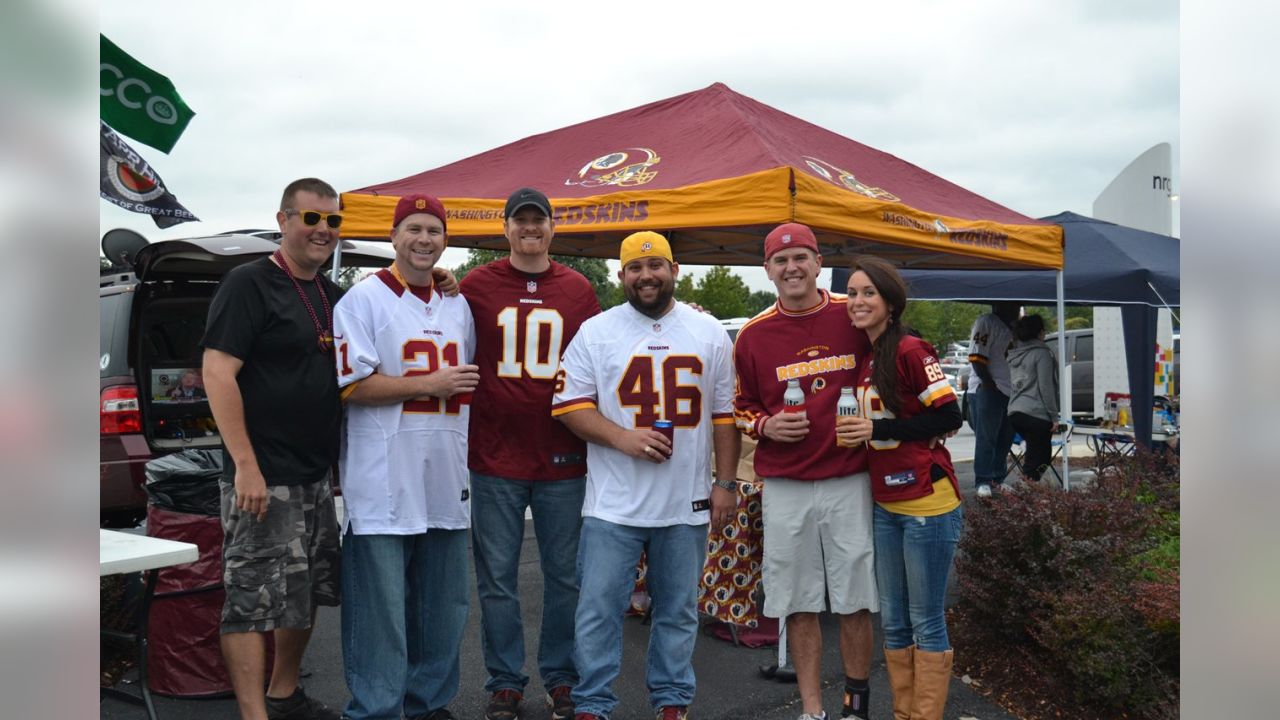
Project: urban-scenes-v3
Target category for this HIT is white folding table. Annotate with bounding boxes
[100,529,199,720]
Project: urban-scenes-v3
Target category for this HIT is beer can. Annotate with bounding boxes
[653,419,675,452]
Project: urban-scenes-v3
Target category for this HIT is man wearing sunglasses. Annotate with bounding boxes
[459,187,601,720]
[333,193,479,720]
[202,177,347,720]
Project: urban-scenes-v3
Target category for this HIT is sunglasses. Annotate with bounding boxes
[284,208,344,229]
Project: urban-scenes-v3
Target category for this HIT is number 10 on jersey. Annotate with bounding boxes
[497,307,565,380]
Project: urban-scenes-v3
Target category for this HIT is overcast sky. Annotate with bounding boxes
[99,0,1178,291]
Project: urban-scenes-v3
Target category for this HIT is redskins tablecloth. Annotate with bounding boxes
[697,478,765,628]
[627,477,766,629]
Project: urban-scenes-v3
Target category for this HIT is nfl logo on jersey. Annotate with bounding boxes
[527,280,538,293]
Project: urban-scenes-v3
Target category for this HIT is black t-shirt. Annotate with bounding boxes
[200,257,344,485]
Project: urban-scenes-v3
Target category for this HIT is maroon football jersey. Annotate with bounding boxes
[733,290,871,481]
[856,334,960,501]
[460,258,601,480]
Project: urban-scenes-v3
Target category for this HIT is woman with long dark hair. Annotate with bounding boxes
[1006,313,1059,482]
[835,256,963,720]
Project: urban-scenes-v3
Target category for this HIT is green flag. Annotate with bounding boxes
[100,35,195,153]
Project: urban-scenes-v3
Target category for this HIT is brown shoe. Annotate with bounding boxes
[655,706,688,720]
[485,689,523,720]
[882,645,915,720]
[910,648,954,720]
[547,685,575,720]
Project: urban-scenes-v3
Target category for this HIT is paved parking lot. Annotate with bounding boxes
[103,460,1020,720]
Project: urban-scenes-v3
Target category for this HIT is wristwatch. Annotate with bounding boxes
[713,476,737,491]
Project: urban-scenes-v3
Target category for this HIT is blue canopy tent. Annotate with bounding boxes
[885,211,1180,450]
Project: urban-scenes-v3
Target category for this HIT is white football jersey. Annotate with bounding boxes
[966,312,1013,395]
[334,270,476,535]
[552,301,735,527]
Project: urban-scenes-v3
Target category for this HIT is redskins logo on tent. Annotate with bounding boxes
[801,155,900,202]
[566,148,661,188]
[106,157,166,203]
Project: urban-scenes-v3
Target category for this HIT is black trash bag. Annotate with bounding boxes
[144,449,223,516]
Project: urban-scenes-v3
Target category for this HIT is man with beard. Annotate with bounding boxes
[551,231,739,720]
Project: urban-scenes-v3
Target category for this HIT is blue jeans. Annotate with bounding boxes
[873,503,963,652]
[968,386,1015,485]
[572,518,708,717]
[471,473,586,693]
[341,529,470,720]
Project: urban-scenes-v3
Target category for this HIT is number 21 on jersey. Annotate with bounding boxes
[402,339,464,415]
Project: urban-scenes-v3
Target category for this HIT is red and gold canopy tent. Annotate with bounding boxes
[341,82,1061,270]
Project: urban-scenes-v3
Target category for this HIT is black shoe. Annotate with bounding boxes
[265,687,340,720]
[841,682,869,719]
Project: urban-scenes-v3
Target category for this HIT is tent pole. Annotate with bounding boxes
[1057,270,1069,490]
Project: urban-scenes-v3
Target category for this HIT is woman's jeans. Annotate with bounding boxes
[873,503,963,652]
[1009,411,1053,481]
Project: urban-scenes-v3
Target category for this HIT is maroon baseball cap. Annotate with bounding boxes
[392,193,447,232]
[764,222,819,260]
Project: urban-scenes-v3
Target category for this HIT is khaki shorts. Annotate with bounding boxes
[760,473,878,617]
[219,476,341,634]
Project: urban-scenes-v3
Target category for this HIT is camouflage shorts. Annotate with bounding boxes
[219,475,341,634]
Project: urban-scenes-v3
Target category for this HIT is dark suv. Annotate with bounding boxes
[1045,328,1094,417]
[99,229,393,527]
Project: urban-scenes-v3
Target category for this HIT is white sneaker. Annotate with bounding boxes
[976,483,992,498]
[798,713,827,720]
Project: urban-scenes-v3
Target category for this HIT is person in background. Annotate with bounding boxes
[837,256,964,720]
[965,302,1019,497]
[1006,313,1059,483]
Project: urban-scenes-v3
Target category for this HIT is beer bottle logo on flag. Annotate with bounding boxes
[100,121,198,229]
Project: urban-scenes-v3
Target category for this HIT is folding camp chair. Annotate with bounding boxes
[1006,422,1072,486]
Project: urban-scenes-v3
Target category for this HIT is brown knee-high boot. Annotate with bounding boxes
[910,649,953,720]
[882,646,914,720]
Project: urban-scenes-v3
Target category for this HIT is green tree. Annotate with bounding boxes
[692,266,750,319]
[451,248,506,280]
[674,273,697,304]
[746,290,775,316]
[335,265,366,290]
[903,300,985,350]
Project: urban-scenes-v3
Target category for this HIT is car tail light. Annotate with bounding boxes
[101,385,142,434]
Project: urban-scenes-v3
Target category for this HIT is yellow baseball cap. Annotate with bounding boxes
[619,231,673,266]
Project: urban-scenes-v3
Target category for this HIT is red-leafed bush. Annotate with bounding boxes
[955,450,1179,718]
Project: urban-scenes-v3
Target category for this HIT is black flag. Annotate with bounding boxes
[100,120,198,228]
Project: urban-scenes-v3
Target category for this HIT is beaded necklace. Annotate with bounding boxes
[273,249,333,354]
